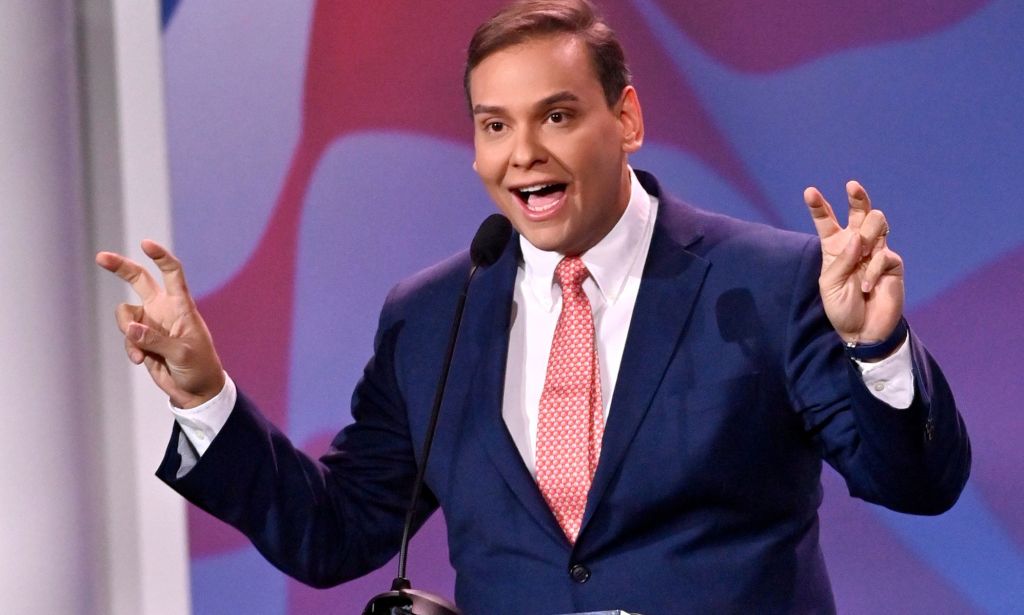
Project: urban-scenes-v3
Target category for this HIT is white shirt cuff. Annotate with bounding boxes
[853,334,915,409]
[169,373,237,457]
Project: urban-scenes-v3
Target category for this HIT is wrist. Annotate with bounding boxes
[173,371,227,409]
[843,317,909,362]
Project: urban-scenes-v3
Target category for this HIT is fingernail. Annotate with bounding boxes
[861,280,871,293]
[129,324,144,342]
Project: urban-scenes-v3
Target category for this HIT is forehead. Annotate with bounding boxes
[468,35,603,106]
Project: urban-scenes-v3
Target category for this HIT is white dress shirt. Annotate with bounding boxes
[172,169,914,465]
[502,170,656,475]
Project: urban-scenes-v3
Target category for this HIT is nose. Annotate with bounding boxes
[510,126,546,169]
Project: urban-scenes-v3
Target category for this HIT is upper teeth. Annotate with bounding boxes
[520,184,554,193]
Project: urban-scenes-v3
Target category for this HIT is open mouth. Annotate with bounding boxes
[512,183,568,215]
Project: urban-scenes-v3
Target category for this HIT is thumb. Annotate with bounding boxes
[821,233,863,290]
[126,322,175,359]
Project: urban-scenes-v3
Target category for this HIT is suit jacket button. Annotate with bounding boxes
[925,418,936,441]
[569,563,591,583]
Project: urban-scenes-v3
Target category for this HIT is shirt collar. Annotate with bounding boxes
[519,168,654,310]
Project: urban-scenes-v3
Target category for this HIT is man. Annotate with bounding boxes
[96,1,969,613]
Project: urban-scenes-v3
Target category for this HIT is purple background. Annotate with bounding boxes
[161,1,1024,612]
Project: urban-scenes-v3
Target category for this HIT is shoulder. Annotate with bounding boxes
[383,249,472,316]
[638,169,818,272]
[681,202,815,260]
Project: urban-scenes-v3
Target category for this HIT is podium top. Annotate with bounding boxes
[555,611,639,615]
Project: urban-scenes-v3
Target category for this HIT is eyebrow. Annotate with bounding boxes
[472,90,581,115]
[538,91,580,107]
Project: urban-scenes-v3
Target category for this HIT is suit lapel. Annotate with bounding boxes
[452,237,569,547]
[452,181,712,548]
[581,196,710,535]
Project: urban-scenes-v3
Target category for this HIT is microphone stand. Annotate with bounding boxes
[363,215,511,615]
[362,267,475,615]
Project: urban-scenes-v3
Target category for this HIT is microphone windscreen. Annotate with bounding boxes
[469,214,513,267]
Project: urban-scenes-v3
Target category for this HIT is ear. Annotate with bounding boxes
[617,86,644,154]
[472,160,479,173]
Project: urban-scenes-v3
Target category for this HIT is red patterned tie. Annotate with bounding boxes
[536,256,606,544]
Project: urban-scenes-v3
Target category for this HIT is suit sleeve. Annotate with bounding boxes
[784,237,971,515]
[154,288,437,588]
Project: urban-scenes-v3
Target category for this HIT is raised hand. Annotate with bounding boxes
[96,240,224,408]
[804,181,905,347]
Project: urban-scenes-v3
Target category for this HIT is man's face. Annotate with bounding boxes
[469,35,643,256]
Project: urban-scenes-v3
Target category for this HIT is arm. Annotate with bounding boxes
[96,242,433,587]
[785,237,969,514]
[157,359,434,587]
[792,183,970,513]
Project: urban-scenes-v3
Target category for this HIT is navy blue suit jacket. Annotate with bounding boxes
[158,171,970,614]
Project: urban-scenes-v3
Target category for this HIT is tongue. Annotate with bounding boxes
[526,188,565,210]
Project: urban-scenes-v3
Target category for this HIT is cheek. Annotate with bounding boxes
[562,128,618,174]
[474,165,513,212]
[472,150,506,186]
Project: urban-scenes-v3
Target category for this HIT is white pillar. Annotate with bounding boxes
[0,1,190,613]
[0,1,99,612]
[80,0,192,613]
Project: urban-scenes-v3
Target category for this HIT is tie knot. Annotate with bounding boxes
[555,256,589,291]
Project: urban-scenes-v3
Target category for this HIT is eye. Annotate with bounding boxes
[484,121,506,133]
[548,112,565,124]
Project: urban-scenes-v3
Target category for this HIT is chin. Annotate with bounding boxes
[521,235,556,252]
[519,227,568,253]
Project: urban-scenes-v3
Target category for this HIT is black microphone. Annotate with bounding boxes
[470,214,514,268]
[363,214,513,615]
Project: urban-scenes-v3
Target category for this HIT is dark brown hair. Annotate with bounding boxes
[464,0,631,109]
